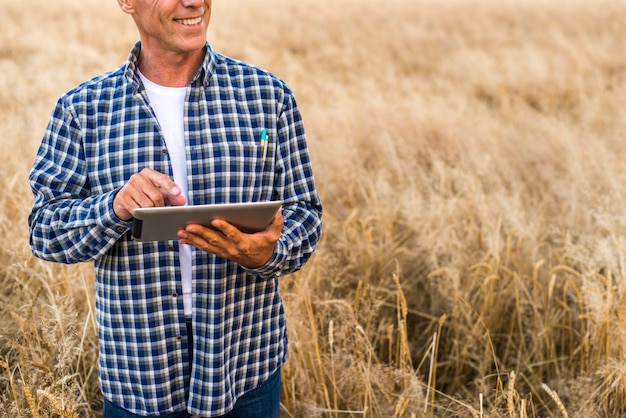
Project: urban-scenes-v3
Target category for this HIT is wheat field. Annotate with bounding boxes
[2,0,626,416]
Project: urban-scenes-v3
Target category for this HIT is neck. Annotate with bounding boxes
[138,47,206,87]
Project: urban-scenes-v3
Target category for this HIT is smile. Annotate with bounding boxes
[176,16,203,26]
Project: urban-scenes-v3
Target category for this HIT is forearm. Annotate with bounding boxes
[28,190,131,264]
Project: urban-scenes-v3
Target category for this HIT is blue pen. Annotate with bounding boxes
[260,129,268,164]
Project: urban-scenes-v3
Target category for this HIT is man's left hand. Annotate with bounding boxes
[177,212,284,269]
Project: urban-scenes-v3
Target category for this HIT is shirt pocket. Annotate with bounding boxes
[195,129,275,203]
[214,129,273,173]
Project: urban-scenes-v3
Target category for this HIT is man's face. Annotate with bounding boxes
[121,0,212,55]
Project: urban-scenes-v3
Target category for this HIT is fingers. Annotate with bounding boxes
[178,212,283,268]
[113,168,186,220]
[144,170,186,206]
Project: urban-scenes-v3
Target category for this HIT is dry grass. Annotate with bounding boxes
[2,0,626,416]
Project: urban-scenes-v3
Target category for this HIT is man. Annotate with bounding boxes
[27,0,322,416]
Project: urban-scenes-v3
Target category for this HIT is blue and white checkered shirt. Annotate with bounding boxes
[28,42,322,417]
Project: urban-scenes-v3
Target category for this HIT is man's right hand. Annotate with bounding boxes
[113,168,186,221]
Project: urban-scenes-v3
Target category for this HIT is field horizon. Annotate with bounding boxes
[2,0,626,417]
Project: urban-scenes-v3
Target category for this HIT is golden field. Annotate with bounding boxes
[2,0,626,416]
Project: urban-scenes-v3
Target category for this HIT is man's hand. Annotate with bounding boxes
[113,168,186,221]
[177,212,284,269]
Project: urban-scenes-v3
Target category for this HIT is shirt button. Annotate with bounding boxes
[168,246,175,252]
[116,226,126,233]
[176,335,183,342]
[162,148,168,155]
[172,292,179,298]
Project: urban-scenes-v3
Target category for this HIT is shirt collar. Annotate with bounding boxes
[124,41,217,90]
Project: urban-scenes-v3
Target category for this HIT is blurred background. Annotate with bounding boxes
[2,0,626,416]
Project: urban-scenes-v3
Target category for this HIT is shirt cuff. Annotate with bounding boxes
[244,239,287,279]
[96,189,134,238]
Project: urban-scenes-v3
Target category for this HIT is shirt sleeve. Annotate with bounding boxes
[250,89,323,278]
[28,98,132,264]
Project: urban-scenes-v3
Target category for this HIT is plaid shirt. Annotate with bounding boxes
[28,42,322,416]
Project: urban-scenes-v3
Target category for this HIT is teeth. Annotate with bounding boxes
[178,16,202,26]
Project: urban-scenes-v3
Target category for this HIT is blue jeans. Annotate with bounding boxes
[103,368,281,418]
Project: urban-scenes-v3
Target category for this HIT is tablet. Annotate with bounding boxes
[131,201,283,242]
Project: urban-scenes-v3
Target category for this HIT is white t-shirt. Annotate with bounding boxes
[139,72,193,317]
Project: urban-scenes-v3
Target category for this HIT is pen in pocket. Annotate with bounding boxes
[260,129,268,164]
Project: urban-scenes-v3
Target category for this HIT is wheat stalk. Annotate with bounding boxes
[23,384,40,418]
[507,371,517,416]
[328,319,338,418]
[541,383,569,418]
[424,332,438,415]
[354,280,364,312]
[37,389,77,418]
[479,393,484,418]
[393,394,411,418]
